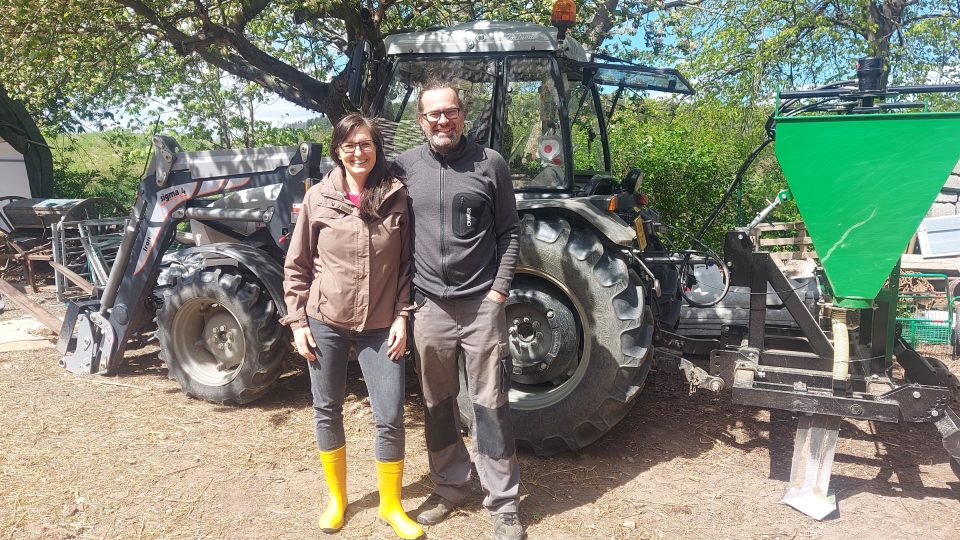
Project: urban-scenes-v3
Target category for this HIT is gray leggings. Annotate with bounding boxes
[307,318,406,461]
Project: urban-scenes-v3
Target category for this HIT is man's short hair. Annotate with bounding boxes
[418,79,465,113]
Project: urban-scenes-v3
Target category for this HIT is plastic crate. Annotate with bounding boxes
[897,273,955,348]
[897,317,952,346]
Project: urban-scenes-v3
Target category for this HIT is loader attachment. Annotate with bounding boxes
[59,136,325,375]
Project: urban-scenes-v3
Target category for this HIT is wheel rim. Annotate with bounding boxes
[506,287,579,385]
[508,267,592,411]
[170,297,246,386]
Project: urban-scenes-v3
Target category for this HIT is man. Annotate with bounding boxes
[393,80,524,540]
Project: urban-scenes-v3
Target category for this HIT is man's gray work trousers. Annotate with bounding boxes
[411,294,520,514]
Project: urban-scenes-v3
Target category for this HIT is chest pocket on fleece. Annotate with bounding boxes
[452,192,488,238]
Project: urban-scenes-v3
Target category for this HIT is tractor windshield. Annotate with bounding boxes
[373,55,569,191]
[376,58,496,156]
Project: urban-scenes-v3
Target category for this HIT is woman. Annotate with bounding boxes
[282,113,422,540]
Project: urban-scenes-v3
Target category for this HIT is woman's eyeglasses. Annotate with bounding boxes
[339,141,376,153]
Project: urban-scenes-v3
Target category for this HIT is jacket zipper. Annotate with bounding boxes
[439,158,448,295]
[357,214,367,330]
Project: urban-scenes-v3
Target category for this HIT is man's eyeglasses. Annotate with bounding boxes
[339,141,376,153]
[420,107,461,122]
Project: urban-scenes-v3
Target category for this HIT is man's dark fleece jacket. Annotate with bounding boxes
[393,137,520,299]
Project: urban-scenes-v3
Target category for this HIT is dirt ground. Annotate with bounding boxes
[2,277,959,540]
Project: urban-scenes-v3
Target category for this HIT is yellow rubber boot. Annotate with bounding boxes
[376,460,425,539]
[317,446,348,533]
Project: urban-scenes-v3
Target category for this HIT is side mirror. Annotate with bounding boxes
[347,41,370,110]
[623,168,644,193]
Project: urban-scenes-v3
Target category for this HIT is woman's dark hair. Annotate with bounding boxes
[330,113,393,220]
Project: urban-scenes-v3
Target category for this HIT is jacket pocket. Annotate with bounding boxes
[452,192,487,238]
[499,343,512,394]
[411,288,428,311]
[314,267,327,305]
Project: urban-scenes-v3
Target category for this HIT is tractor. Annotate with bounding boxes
[58,8,703,457]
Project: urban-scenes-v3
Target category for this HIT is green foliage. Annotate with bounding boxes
[49,124,331,206]
[0,0,566,128]
[50,131,147,203]
[677,0,960,104]
[607,97,796,249]
[288,116,333,131]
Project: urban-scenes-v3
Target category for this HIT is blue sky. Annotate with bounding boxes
[254,98,318,125]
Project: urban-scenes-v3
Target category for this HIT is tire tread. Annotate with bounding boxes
[157,267,289,405]
[512,214,654,455]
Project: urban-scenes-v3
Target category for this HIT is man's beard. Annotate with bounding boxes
[428,130,461,153]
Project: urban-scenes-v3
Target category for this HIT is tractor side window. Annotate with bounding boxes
[568,85,605,174]
[504,57,564,190]
[376,59,495,158]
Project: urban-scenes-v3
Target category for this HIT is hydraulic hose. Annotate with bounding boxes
[831,308,850,384]
[690,79,856,247]
[692,137,772,242]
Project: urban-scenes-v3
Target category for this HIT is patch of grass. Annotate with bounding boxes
[49,127,331,206]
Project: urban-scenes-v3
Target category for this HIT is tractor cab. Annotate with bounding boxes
[354,20,693,197]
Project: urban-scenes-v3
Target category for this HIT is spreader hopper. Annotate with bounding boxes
[774,112,960,307]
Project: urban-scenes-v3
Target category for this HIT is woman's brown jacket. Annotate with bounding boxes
[281,168,412,332]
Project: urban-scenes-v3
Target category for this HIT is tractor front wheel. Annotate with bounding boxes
[157,267,288,404]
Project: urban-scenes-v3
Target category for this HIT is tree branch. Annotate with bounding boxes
[231,0,272,30]
[825,0,859,32]
[117,0,341,116]
[585,0,705,49]
[903,11,960,25]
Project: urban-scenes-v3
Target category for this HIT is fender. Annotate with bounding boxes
[162,242,288,317]
[516,197,636,246]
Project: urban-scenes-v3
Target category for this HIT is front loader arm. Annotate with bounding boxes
[60,135,324,375]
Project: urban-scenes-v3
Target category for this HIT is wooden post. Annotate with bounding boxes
[0,278,62,334]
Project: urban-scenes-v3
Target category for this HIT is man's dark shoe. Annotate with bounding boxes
[491,512,525,540]
[415,493,459,525]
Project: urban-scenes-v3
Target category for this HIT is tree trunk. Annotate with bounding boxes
[585,0,621,49]
[866,0,910,87]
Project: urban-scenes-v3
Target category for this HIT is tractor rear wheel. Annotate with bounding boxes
[157,266,288,404]
[460,214,654,455]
